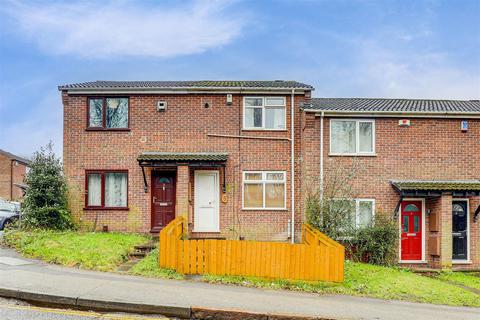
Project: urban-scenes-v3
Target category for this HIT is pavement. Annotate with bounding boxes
[0,248,479,320]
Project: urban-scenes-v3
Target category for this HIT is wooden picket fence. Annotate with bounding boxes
[159,217,344,282]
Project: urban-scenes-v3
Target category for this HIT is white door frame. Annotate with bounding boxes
[452,198,470,264]
[193,170,220,232]
[398,198,426,263]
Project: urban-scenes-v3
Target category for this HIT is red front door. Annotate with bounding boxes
[401,200,423,261]
[151,171,176,233]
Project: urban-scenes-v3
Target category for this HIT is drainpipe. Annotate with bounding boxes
[319,111,325,204]
[10,159,14,201]
[290,89,295,243]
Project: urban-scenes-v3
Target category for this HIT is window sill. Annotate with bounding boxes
[242,128,288,132]
[452,260,472,264]
[328,153,377,157]
[83,207,130,211]
[242,208,288,211]
[85,128,131,132]
[191,230,221,233]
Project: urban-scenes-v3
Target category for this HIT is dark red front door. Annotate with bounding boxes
[401,200,423,261]
[151,171,176,232]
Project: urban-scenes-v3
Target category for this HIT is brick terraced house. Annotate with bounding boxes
[0,149,29,201]
[59,81,480,270]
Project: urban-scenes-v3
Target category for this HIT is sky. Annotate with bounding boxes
[0,0,479,158]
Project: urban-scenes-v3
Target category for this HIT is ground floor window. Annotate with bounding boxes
[331,198,375,228]
[85,170,128,209]
[243,171,286,209]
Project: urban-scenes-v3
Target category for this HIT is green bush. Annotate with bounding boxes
[21,143,74,230]
[348,215,398,265]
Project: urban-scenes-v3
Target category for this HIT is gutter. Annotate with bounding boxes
[59,87,313,95]
[306,110,480,119]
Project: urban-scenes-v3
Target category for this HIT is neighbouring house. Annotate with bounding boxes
[60,81,311,240]
[59,81,480,270]
[0,149,30,201]
[301,98,480,270]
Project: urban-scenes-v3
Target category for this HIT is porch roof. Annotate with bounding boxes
[391,180,480,200]
[137,152,228,163]
[391,180,480,192]
[391,180,480,220]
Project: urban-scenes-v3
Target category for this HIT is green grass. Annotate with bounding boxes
[5,230,479,307]
[435,272,480,291]
[202,261,480,307]
[4,229,149,272]
[129,249,184,280]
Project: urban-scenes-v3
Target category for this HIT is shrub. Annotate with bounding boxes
[306,189,398,266]
[21,143,74,230]
[348,215,398,265]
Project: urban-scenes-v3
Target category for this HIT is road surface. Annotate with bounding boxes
[0,297,173,320]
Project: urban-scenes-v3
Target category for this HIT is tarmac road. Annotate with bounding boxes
[0,297,174,320]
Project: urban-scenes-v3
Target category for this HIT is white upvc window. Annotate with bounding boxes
[330,119,375,155]
[331,198,375,229]
[242,171,286,210]
[243,97,286,130]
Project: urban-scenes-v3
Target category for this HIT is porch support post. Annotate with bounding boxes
[176,165,190,234]
[474,202,480,222]
[439,192,453,270]
[140,165,148,193]
[393,195,403,219]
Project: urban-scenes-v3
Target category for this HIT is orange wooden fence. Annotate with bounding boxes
[159,217,344,282]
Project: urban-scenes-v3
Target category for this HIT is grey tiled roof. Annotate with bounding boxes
[391,180,480,191]
[0,149,30,164]
[59,80,313,90]
[303,98,480,113]
[138,152,228,162]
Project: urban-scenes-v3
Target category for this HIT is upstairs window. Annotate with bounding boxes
[86,170,128,209]
[88,97,129,129]
[330,119,375,155]
[243,97,286,130]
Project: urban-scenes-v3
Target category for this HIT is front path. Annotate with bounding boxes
[0,248,478,320]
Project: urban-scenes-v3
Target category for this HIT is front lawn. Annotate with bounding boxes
[435,271,480,291]
[3,229,149,272]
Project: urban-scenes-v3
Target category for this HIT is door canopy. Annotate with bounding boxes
[390,180,480,221]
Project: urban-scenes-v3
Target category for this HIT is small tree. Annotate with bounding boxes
[22,143,74,230]
[306,161,363,240]
[305,161,398,265]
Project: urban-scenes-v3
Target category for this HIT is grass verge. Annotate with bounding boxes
[202,261,480,307]
[129,249,184,280]
[3,229,149,272]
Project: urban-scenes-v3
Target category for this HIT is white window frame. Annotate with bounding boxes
[329,119,376,156]
[242,171,287,210]
[243,97,287,130]
[355,199,376,228]
[331,198,376,229]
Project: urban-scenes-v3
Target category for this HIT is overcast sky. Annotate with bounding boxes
[0,0,479,158]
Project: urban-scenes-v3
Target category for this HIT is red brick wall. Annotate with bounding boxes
[0,153,27,201]
[63,91,308,240]
[301,113,480,267]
